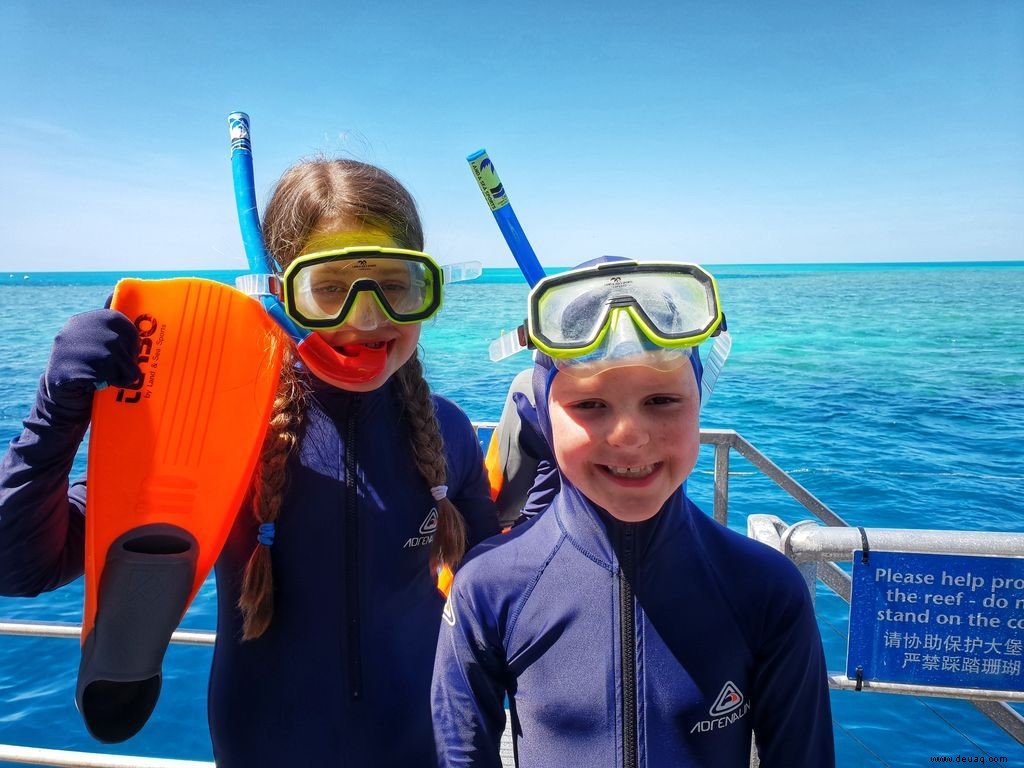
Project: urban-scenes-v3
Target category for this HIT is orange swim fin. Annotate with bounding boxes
[77,277,284,743]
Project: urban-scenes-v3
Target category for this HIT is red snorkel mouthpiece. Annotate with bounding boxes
[295,334,388,385]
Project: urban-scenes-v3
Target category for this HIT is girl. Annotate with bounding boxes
[0,158,498,766]
[432,257,834,767]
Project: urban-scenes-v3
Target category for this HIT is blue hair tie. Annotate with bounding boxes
[257,522,276,546]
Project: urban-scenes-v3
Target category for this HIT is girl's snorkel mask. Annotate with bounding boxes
[236,246,473,385]
[229,112,480,385]
[491,259,732,404]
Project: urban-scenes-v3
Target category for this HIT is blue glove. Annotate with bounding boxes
[43,309,141,410]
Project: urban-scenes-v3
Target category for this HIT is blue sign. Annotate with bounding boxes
[848,551,1024,691]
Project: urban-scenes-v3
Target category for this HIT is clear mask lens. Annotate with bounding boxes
[552,311,692,378]
[293,259,429,322]
[341,291,392,331]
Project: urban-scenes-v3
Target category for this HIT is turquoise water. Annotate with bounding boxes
[0,263,1022,764]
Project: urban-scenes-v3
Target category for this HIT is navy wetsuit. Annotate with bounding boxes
[432,480,835,767]
[0,376,498,767]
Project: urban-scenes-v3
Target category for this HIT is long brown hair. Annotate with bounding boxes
[237,158,467,640]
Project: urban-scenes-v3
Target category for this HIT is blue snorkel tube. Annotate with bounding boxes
[467,150,546,287]
[229,113,275,275]
[228,111,307,340]
[228,112,365,382]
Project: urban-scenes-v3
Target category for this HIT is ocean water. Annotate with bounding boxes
[0,263,1021,765]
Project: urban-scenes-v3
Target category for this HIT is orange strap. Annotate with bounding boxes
[436,563,455,598]
[484,430,504,501]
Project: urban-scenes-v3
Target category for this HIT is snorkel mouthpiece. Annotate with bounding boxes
[337,342,389,379]
[296,335,388,385]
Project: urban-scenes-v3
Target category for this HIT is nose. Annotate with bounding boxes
[606,411,649,450]
[343,291,390,331]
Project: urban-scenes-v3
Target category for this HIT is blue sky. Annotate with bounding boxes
[1,1,1021,271]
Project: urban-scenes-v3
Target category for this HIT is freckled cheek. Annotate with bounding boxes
[549,413,595,484]
[399,324,422,347]
[663,417,700,472]
[389,325,421,366]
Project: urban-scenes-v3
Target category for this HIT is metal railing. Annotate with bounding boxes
[699,428,847,528]
[703,430,1023,747]
[0,428,1017,764]
[747,516,1024,745]
[0,746,213,768]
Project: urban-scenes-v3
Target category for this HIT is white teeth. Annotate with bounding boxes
[606,464,655,478]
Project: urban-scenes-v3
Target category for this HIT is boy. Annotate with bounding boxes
[432,258,835,767]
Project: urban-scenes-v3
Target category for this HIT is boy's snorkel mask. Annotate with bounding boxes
[491,258,732,405]
[464,150,729,409]
[229,112,481,385]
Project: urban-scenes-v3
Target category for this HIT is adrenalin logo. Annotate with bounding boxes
[115,314,159,404]
[403,508,438,549]
[690,681,750,734]
[419,509,438,535]
[709,681,744,716]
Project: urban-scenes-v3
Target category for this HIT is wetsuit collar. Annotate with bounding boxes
[551,479,693,570]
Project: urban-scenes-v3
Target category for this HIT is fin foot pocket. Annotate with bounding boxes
[76,524,198,743]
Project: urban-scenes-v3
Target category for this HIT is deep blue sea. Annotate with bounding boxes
[0,263,1022,765]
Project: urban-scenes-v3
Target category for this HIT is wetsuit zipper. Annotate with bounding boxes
[619,524,638,768]
[344,399,363,700]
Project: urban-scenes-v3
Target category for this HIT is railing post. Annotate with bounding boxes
[713,441,730,526]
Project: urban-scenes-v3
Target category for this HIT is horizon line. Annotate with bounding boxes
[3,258,1023,275]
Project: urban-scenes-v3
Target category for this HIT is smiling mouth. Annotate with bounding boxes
[336,340,390,356]
[602,463,660,479]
